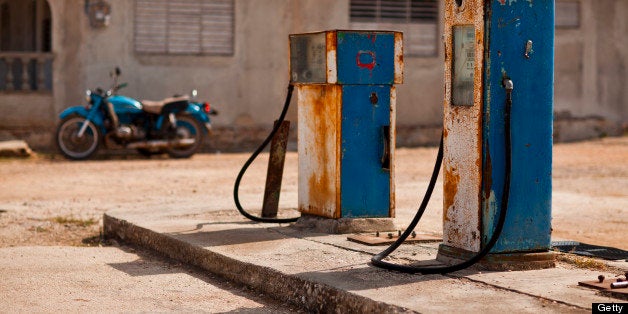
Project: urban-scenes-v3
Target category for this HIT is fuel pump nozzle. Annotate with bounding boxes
[502,77,515,93]
[503,78,514,105]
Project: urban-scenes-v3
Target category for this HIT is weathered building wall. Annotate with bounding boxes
[554,0,628,141]
[1,0,626,151]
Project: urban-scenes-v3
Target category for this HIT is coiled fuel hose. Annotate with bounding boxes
[371,79,514,274]
[233,84,299,223]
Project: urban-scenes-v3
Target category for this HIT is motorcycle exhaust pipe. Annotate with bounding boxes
[127,138,195,149]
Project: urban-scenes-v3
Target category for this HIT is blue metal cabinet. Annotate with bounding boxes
[341,85,392,217]
[482,0,554,253]
[291,30,402,219]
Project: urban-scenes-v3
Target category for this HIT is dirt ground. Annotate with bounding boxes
[0,136,626,250]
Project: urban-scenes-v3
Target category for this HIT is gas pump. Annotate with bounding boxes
[290,30,402,220]
[234,30,402,229]
[373,0,555,273]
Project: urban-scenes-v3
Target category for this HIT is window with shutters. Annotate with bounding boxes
[350,0,439,57]
[134,0,234,55]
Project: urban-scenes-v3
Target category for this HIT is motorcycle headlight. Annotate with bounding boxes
[85,90,92,103]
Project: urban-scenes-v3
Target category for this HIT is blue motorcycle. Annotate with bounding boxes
[56,67,217,160]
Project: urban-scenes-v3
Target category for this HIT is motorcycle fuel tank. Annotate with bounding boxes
[108,95,143,115]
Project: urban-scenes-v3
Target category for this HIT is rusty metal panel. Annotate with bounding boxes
[442,0,485,253]
[297,85,341,218]
[289,31,328,84]
[389,86,397,218]
[578,279,628,299]
[394,32,404,84]
[326,31,338,84]
[261,120,290,218]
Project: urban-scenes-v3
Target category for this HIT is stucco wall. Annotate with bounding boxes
[553,0,628,141]
[1,0,627,151]
[65,0,443,129]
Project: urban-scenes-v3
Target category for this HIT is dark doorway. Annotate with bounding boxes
[0,0,53,91]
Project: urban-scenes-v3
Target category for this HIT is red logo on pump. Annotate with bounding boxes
[356,51,376,71]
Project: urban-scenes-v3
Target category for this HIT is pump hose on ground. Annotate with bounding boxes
[233,84,299,223]
[371,79,514,274]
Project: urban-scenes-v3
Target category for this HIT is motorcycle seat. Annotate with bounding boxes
[141,96,189,115]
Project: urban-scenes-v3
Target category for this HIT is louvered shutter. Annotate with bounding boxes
[555,1,580,28]
[135,0,168,53]
[135,0,234,55]
[201,0,234,55]
[350,0,438,57]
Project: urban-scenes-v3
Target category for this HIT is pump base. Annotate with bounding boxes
[436,244,556,271]
[292,214,396,234]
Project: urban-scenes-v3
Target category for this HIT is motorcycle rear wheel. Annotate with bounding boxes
[166,114,204,158]
[56,115,101,160]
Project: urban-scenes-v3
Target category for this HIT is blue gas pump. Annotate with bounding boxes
[289,30,403,220]
[233,30,402,228]
[373,0,555,272]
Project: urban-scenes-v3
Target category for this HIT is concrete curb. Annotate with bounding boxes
[0,140,33,158]
[103,214,415,313]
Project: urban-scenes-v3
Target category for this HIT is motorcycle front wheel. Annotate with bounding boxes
[166,114,204,159]
[56,115,100,160]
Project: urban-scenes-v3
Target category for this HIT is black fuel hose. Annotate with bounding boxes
[371,80,514,274]
[233,84,299,223]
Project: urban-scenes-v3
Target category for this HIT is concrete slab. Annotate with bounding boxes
[104,206,626,313]
[0,246,298,313]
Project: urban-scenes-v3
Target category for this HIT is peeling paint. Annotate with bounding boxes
[394,32,404,84]
[442,0,484,252]
[355,51,376,71]
[326,31,338,84]
[498,17,522,29]
[443,167,459,219]
[389,87,397,218]
[498,0,519,5]
[481,0,553,253]
[482,146,493,202]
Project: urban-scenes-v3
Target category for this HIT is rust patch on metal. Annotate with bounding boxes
[579,279,628,298]
[393,32,404,84]
[298,85,341,218]
[443,167,460,222]
[308,171,332,214]
[388,87,397,218]
[326,31,337,54]
[308,86,335,217]
[347,233,441,246]
[326,31,338,83]
[482,146,493,201]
